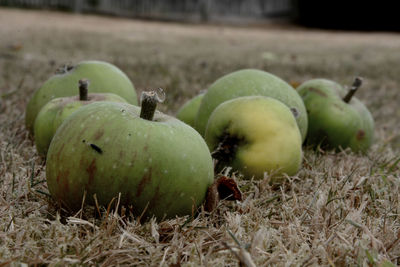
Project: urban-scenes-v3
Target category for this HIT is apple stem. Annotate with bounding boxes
[343,77,363,103]
[79,79,89,101]
[140,88,165,121]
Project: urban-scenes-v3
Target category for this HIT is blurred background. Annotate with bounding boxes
[1,0,399,31]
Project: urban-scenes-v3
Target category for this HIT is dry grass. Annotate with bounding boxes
[1,8,400,266]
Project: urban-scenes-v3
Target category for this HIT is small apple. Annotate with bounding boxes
[195,69,308,141]
[176,92,205,127]
[297,77,374,152]
[46,89,214,219]
[205,96,303,180]
[34,79,128,157]
[26,60,138,134]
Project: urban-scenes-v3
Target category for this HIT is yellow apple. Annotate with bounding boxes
[205,96,302,180]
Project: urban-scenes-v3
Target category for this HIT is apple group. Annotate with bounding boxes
[27,60,374,220]
[178,69,374,181]
[29,60,213,219]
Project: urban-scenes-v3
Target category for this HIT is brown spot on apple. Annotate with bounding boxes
[86,159,97,186]
[333,102,344,111]
[309,87,328,97]
[56,169,70,198]
[93,129,104,140]
[56,143,65,162]
[356,130,365,140]
[148,185,161,211]
[62,174,69,193]
[136,168,152,197]
[56,169,69,183]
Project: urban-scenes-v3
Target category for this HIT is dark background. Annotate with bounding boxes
[1,0,399,31]
[294,0,400,31]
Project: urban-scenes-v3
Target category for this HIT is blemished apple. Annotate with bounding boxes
[176,92,204,127]
[195,69,308,141]
[26,60,138,134]
[45,90,214,219]
[297,77,374,152]
[34,79,127,156]
[205,96,303,180]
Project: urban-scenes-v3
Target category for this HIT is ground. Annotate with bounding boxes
[0,8,400,266]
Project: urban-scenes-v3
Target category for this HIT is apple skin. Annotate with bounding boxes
[297,79,374,152]
[46,101,214,219]
[34,93,127,157]
[25,60,138,134]
[205,96,303,180]
[195,69,308,142]
[176,93,204,127]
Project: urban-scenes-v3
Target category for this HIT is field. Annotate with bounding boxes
[1,8,400,266]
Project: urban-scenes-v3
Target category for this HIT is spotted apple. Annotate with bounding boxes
[297,77,374,152]
[45,90,214,219]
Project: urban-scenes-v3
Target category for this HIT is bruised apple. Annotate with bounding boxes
[46,90,214,219]
[205,96,302,181]
[297,77,374,152]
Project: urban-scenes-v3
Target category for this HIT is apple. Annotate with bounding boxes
[175,92,205,127]
[34,79,128,157]
[205,96,303,180]
[45,89,214,219]
[25,60,138,134]
[195,69,308,141]
[297,77,374,152]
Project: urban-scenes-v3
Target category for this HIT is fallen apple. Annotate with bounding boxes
[297,77,374,152]
[26,60,138,134]
[46,89,214,219]
[34,79,127,157]
[205,96,303,180]
[176,92,205,127]
[195,69,308,141]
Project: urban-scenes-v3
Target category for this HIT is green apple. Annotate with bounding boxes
[176,92,205,127]
[34,79,127,157]
[205,96,303,180]
[26,60,138,134]
[195,69,308,141]
[297,77,374,152]
[46,91,214,219]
